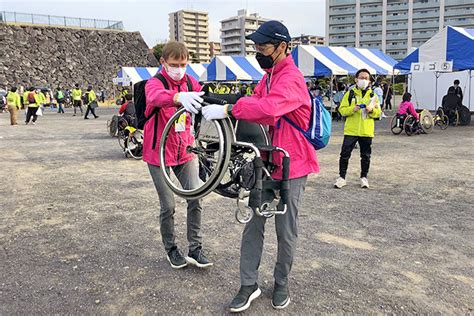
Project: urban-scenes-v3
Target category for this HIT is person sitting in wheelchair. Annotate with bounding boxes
[118,93,137,128]
[397,92,419,122]
[442,86,462,125]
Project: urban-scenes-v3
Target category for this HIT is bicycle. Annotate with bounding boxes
[158,94,291,224]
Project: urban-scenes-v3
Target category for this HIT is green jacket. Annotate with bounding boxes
[6,92,21,109]
[338,87,382,137]
[87,90,97,105]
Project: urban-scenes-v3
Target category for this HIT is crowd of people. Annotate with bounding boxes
[2,85,109,125]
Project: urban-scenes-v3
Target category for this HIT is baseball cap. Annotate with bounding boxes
[246,20,291,44]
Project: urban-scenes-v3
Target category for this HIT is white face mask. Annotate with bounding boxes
[166,63,186,81]
[357,79,370,90]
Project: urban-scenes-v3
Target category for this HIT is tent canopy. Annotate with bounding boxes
[292,45,398,77]
[116,64,207,85]
[200,56,265,82]
[395,26,474,72]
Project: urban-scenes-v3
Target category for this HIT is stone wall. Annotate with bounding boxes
[0,23,158,93]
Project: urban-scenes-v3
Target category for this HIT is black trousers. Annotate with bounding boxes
[339,135,373,178]
[25,107,38,123]
[84,104,97,118]
[385,98,392,110]
[73,100,83,114]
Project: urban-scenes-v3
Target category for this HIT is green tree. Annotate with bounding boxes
[153,43,165,64]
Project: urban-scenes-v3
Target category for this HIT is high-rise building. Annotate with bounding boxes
[210,42,221,58]
[169,9,210,63]
[220,9,270,56]
[289,34,325,51]
[326,0,474,60]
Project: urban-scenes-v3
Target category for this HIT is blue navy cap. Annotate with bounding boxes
[246,20,291,44]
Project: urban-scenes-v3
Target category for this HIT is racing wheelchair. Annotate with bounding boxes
[390,109,435,136]
[158,93,290,224]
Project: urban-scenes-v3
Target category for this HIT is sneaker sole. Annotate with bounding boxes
[186,256,213,268]
[229,288,261,313]
[334,184,346,189]
[272,296,291,310]
[167,255,188,269]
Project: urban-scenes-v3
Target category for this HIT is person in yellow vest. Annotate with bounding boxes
[38,89,47,111]
[25,87,40,125]
[334,68,381,189]
[6,87,21,125]
[71,83,83,116]
[84,85,99,119]
[23,87,32,108]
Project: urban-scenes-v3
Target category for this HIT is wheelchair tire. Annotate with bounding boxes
[117,130,126,149]
[108,115,119,137]
[453,110,460,126]
[420,110,433,134]
[439,115,449,130]
[125,131,143,160]
[390,115,403,135]
[159,108,232,199]
[458,105,471,126]
[403,115,416,136]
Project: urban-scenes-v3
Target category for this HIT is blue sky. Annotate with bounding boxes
[1,0,326,47]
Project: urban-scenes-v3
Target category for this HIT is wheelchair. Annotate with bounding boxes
[390,109,434,136]
[114,115,143,160]
[433,107,449,130]
[158,94,290,224]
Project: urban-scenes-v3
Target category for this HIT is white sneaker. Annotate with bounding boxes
[334,177,346,189]
[381,112,387,118]
[32,122,36,125]
[360,177,369,188]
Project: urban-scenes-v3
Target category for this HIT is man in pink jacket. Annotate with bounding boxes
[203,21,319,312]
[144,41,212,270]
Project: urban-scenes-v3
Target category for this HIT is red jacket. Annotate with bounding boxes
[143,69,202,167]
[232,55,319,180]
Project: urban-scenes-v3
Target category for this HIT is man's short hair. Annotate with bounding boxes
[355,68,371,78]
[125,93,133,101]
[162,41,189,61]
[454,79,460,85]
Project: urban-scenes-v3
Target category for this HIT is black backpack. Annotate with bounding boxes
[134,73,193,149]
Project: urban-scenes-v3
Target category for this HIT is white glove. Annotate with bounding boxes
[202,104,228,120]
[176,91,204,114]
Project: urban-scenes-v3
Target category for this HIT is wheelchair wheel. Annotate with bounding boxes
[117,130,126,149]
[390,115,403,135]
[439,115,449,130]
[453,110,460,126]
[159,108,232,199]
[420,110,433,134]
[125,131,143,160]
[403,115,416,136]
[107,115,119,137]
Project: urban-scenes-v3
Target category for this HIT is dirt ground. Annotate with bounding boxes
[0,107,473,315]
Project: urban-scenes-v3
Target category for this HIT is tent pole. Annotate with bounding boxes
[469,69,472,110]
[435,71,439,109]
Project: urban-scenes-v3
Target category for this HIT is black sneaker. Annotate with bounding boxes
[272,283,290,309]
[166,247,188,269]
[94,116,99,119]
[84,117,89,120]
[186,247,213,268]
[229,283,261,313]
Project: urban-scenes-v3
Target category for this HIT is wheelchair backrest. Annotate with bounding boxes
[235,120,270,146]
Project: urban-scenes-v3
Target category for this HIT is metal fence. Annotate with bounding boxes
[0,11,124,30]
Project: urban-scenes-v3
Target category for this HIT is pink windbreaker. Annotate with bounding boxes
[232,55,320,180]
[397,101,419,120]
[143,69,202,167]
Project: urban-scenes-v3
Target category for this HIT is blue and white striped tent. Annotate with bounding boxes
[200,56,265,82]
[395,26,474,72]
[115,64,208,85]
[292,45,399,76]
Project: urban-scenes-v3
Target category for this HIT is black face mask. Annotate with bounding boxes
[256,52,275,69]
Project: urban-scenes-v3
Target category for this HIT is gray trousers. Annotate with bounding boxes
[148,160,202,253]
[240,176,307,286]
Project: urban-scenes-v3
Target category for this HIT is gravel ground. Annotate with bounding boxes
[0,107,473,315]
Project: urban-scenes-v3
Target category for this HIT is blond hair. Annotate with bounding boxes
[162,41,189,61]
